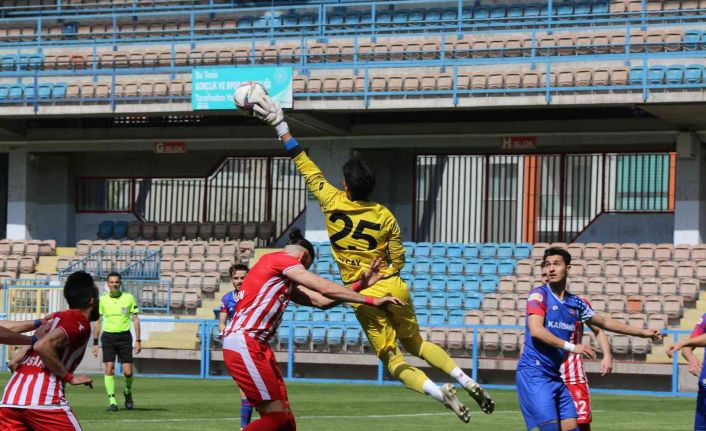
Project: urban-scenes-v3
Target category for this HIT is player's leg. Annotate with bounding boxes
[117,333,135,410]
[101,333,119,411]
[0,407,30,431]
[23,407,84,431]
[517,367,566,431]
[353,302,470,422]
[557,380,580,431]
[565,382,591,431]
[695,380,706,431]
[240,388,254,429]
[385,276,494,414]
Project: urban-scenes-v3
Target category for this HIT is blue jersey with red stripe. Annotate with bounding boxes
[220,290,240,321]
[518,284,595,376]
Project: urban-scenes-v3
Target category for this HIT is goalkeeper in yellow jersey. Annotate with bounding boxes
[239,86,495,423]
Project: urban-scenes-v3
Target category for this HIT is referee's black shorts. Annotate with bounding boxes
[101,331,133,364]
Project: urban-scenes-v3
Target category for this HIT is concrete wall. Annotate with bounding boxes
[575,213,675,244]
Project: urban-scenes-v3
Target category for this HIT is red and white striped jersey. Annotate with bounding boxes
[559,319,588,384]
[224,251,303,343]
[1,309,90,409]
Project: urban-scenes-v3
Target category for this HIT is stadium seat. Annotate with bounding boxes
[464,259,482,275]
[97,221,113,239]
[412,276,430,292]
[446,275,464,293]
[462,244,480,258]
[480,275,499,293]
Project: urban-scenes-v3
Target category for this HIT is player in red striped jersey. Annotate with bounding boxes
[223,229,404,431]
[0,271,99,431]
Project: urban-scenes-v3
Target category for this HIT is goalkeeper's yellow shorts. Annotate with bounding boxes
[352,275,419,356]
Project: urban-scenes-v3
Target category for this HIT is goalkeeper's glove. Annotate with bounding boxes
[250,93,290,138]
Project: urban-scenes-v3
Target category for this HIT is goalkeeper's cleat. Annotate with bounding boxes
[124,391,134,410]
[441,383,470,423]
[463,380,495,414]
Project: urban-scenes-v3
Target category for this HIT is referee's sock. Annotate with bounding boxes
[124,374,133,394]
[104,375,117,405]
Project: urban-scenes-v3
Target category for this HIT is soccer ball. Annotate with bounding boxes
[233,82,267,113]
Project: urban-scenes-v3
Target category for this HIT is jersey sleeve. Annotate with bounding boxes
[98,296,105,316]
[220,295,228,313]
[576,296,596,322]
[384,216,405,275]
[526,288,547,317]
[691,314,706,338]
[129,295,139,315]
[292,151,344,212]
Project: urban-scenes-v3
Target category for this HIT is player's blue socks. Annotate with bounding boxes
[538,422,561,431]
[241,398,253,427]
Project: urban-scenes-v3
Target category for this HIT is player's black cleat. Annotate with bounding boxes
[124,392,134,410]
[106,404,118,412]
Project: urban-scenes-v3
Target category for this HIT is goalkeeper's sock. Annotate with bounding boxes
[449,367,474,387]
[243,412,294,431]
[124,374,133,394]
[241,399,254,427]
[578,425,591,431]
[104,375,116,404]
[418,341,457,375]
[422,379,445,403]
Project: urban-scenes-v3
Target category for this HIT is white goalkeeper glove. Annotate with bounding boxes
[250,93,289,138]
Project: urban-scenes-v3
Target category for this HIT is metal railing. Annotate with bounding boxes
[57,249,162,279]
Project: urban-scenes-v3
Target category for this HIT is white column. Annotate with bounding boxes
[673,133,705,244]
[6,149,34,240]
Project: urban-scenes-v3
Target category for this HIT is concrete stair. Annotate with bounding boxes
[35,247,75,274]
[646,295,706,364]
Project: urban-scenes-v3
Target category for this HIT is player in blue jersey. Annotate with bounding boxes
[517,247,661,431]
[666,313,706,431]
[218,263,252,431]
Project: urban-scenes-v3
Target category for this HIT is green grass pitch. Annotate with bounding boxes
[0,374,697,430]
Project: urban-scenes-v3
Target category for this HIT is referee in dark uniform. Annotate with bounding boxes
[92,272,141,412]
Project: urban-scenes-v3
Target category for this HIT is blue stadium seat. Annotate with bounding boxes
[1,55,15,71]
[311,327,327,344]
[498,258,517,276]
[429,310,447,325]
[414,242,432,258]
[446,243,462,258]
[327,326,344,346]
[412,276,430,292]
[413,292,430,308]
[447,259,464,275]
[328,309,344,322]
[403,242,415,258]
[430,259,447,275]
[311,310,327,322]
[481,259,498,275]
[392,10,409,26]
[282,310,294,322]
[328,13,345,28]
[539,4,557,16]
[497,243,515,258]
[344,310,358,323]
[28,54,42,70]
[480,243,498,258]
[430,276,446,292]
[408,9,425,24]
[524,3,542,17]
[464,259,482,275]
[481,275,499,293]
[629,67,645,85]
[0,85,8,99]
[414,258,431,274]
[299,14,317,30]
[441,8,458,22]
[345,12,364,27]
[417,309,430,326]
[448,310,466,325]
[294,326,310,344]
[113,221,128,239]
[318,246,333,259]
[253,16,269,29]
[97,221,113,239]
[461,7,473,21]
[648,66,666,85]
[430,243,446,258]
[666,66,685,85]
[684,30,701,50]
[280,13,299,29]
[430,292,446,309]
[473,6,491,21]
[344,327,360,345]
[490,5,507,18]
[314,260,332,274]
[591,1,609,14]
[425,8,442,24]
[237,16,254,29]
[376,11,393,26]
[508,5,524,18]
[294,309,311,322]
[446,293,463,309]
[39,84,54,100]
[575,2,592,15]
[23,86,34,100]
[685,65,704,84]
[446,275,464,293]
[277,323,292,344]
[556,2,574,16]
[463,275,482,292]
[514,243,532,258]
[464,292,483,309]
[400,265,413,280]
[462,244,480,258]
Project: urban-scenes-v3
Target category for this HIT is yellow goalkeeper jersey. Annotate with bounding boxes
[292,151,405,284]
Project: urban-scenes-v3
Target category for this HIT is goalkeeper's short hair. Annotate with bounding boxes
[343,158,375,201]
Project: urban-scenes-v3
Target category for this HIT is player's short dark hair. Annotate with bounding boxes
[288,228,316,261]
[229,263,249,277]
[543,247,572,266]
[343,158,375,201]
[106,272,121,282]
[64,271,99,309]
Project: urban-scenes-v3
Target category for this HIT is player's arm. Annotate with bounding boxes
[385,217,405,274]
[33,328,92,387]
[588,313,662,341]
[291,285,338,310]
[587,322,612,375]
[0,318,46,334]
[218,301,228,333]
[8,346,30,372]
[527,314,596,358]
[91,318,101,358]
[0,325,35,346]
[681,346,702,376]
[131,312,141,354]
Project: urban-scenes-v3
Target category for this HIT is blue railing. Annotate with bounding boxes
[0,1,704,48]
[122,279,172,313]
[57,249,161,280]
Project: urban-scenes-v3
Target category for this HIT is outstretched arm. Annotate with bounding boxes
[588,313,662,341]
[528,314,596,358]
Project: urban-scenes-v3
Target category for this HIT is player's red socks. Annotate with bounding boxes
[243,412,296,431]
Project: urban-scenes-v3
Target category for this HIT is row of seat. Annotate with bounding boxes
[399,241,532,259]
[319,258,518,277]
[121,221,272,242]
[0,255,38,274]
[516,258,706,279]
[412,291,485,311]
[158,271,220,293]
[531,241,706,260]
[75,239,255,259]
[499,275,700,301]
[4,28,699,72]
[139,285,202,310]
[160,257,239,277]
[0,240,55,257]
